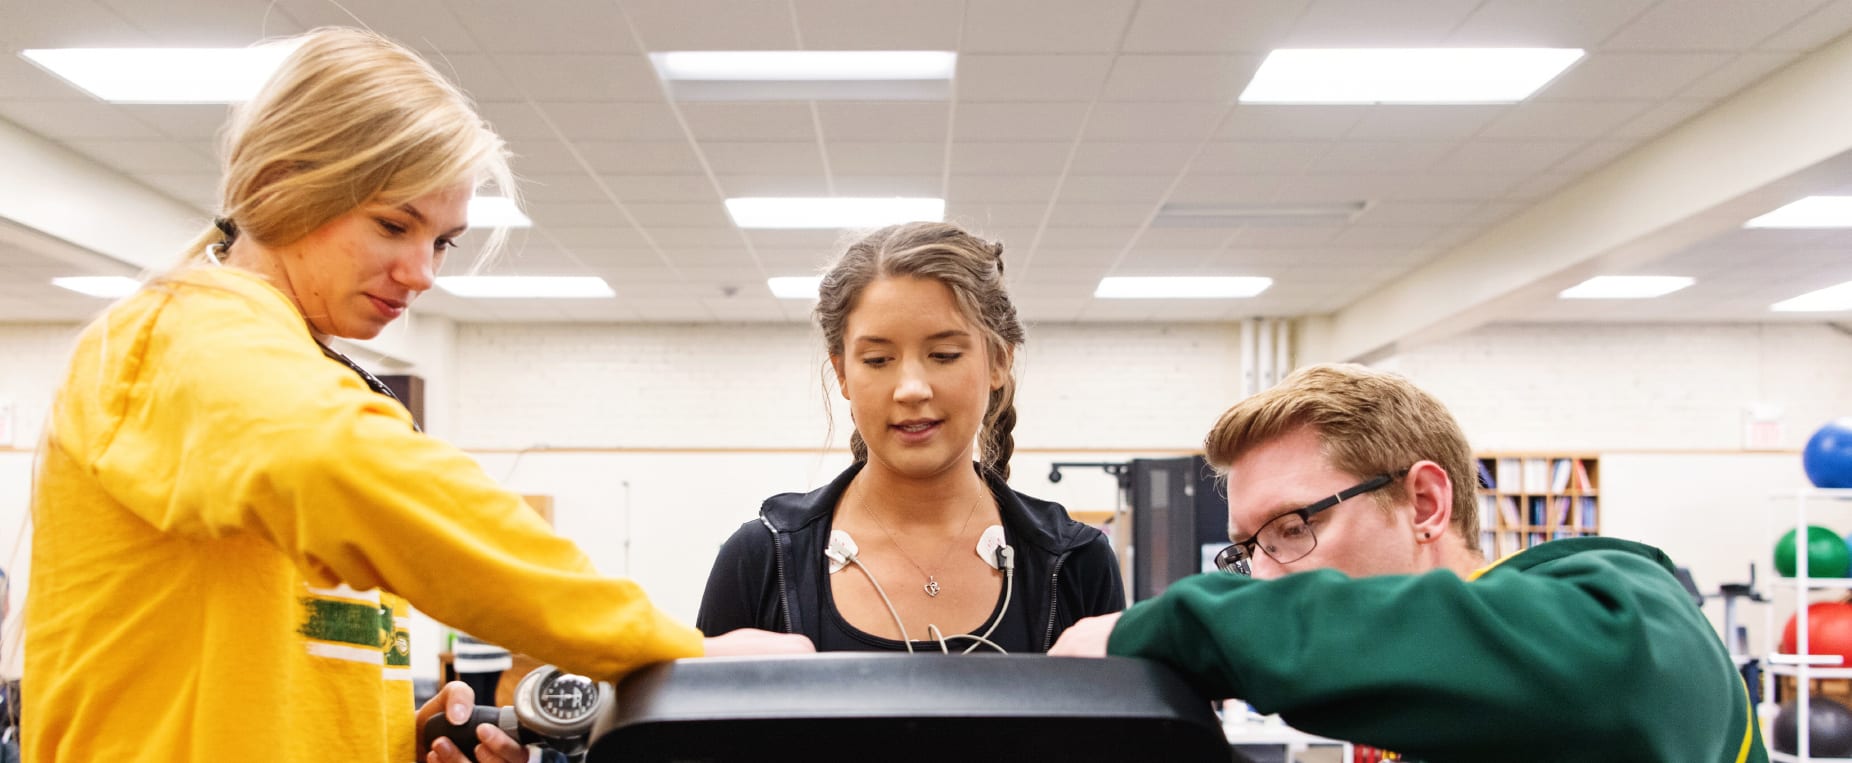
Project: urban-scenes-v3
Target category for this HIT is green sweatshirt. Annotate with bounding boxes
[1107,537,1765,763]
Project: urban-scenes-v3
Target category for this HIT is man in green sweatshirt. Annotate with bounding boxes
[1050,363,1765,763]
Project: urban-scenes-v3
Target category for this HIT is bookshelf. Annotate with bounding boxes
[1474,453,1601,560]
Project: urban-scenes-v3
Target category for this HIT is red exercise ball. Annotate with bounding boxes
[1782,602,1852,668]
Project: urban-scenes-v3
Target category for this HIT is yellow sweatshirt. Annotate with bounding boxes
[24,266,704,762]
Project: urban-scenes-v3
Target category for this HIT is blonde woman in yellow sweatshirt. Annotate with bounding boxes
[21,27,809,763]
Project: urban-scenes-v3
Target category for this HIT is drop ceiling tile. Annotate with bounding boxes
[714,174,831,197]
[1100,55,1262,102]
[1604,0,1816,51]
[700,141,824,175]
[827,142,943,175]
[1190,142,1329,174]
[576,141,705,175]
[817,102,950,141]
[1121,0,1310,53]
[954,102,1089,141]
[1219,105,1366,140]
[596,174,719,203]
[1058,175,1176,203]
[453,0,635,53]
[1068,142,1198,175]
[495,54,662,101]
[1082,102,1228,141]
[946,174,1062,203]
[1446,0,1655,47]
[1430,140,1583,175]
[951,142,1074,175]
[962,0,1140,53]
[832,175,942,196]
[1535,53,1732,101]
[1282,0,1482,46]
[955,55,1114,102]
[1477,101,1653,140]
[793,0,964,50]
[536,102,684,141]
[619,0,800,50]
[678,102,818,142]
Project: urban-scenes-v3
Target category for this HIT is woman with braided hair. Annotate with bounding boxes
[699,222,1124,654]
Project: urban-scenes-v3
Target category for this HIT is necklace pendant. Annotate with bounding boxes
[923,577,941,597]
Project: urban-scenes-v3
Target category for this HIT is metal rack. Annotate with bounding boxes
[1765,488,1852,762]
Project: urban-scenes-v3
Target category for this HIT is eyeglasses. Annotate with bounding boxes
[1213,468,1410,576]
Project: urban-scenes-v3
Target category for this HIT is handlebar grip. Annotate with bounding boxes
[420,705,504,761]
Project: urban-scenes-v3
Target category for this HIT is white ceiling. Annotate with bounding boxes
[2,0,1852,328]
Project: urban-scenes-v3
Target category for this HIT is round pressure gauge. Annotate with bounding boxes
[512,665,613,740]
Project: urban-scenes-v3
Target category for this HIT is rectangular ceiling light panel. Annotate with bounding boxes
[1772,280,1852,312]
[1240,48,1584,104]
[1744,196,1852,228]
[1558,276,1694,299]
[649,50,954,100]
[52,276,142,298]
[768,276,823,299]
[467,196,533,229]
[22,41,302,103]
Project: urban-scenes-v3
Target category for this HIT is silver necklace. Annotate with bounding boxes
[863,493,981,597]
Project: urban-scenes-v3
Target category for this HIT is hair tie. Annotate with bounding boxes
[209,217,238,261]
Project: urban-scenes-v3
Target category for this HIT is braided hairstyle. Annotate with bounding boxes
[816,222,1025,480]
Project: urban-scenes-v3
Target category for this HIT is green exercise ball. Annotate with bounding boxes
[1777,525,1852,578]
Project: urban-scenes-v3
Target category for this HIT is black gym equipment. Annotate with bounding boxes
[427,655,1230,762]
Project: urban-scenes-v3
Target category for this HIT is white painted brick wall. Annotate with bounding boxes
[453,322,1244,450]
[0,324,80,449]
[1374,323,1852,451]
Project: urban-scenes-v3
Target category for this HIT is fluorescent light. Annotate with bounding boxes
[436,276,614,299]
[467,196,532,229]
[1744,196,1852,228]
[1094,277,1272,299]
[725,197,944,229]
[651,51,955,81]
[1558,276,1694,299]
[21,41,302,103]
[52,276,142,298]
[1240,48,1584,104]
[768,276,823,300]
[1772,280,1852,312]
[649,51,955,100]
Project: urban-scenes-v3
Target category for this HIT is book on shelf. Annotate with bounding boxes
[1550,459,1572,493]
[1571,459,1594,492]
[1527,497,1547,526]
[1499,496,1521,527]
[1579,497,1598,527]
[1476,461,1496,490]
[1523,459,1549,492]
[1496,459,1520,493]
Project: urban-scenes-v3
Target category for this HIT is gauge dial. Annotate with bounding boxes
[536,672,600,724]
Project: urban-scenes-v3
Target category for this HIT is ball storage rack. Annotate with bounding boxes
[1767,487,1852,762]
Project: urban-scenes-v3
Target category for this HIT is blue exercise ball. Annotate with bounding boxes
[1806,418,1852,489]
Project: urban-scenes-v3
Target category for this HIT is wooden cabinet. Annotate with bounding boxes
[1474,454,1600,560]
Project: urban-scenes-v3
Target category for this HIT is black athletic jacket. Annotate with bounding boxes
[697,462,1126,652]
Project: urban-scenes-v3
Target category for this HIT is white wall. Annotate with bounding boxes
[451,322,1241,450]
[6,318,1850,676]
[1378,322,1852,662]
[1374,322,1852,452]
